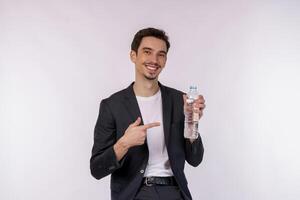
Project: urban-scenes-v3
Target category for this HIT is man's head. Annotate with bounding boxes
[130,28,170,81]
[131,28,170,54]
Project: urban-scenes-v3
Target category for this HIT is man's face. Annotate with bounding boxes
[130,36,167,81]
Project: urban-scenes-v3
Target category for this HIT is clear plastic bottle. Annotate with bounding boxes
[184,86,199,139]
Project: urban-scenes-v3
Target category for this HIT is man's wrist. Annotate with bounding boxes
[113,137,130,162]
[117,137,130,151]
[189,138,196,143]
[186,132,199,143]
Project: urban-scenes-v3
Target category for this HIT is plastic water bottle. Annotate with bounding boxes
[184,86,199,139]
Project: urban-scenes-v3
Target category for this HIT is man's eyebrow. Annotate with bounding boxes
[142,47,153,51]
[142,47,167,54]
[159,50,167,55]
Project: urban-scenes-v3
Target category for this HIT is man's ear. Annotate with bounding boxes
[130,50,137,63]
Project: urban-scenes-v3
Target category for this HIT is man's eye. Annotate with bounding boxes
[159,54,166,58]
[144,51,151,54]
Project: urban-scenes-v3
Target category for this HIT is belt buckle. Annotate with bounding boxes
[145,177,153,186]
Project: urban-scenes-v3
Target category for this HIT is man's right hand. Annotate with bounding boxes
[113,117,160,161]
[121,117,160,148]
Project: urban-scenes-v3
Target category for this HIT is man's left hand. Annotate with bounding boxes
[183,94,206,120]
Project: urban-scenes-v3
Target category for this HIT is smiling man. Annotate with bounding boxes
[90,27,206,200]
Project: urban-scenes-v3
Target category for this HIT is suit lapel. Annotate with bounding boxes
[123,82,144,125]
[159,82,172,148]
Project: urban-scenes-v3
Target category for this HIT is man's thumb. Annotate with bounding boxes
[130,117,141,127]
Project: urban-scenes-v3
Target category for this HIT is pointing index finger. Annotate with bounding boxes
[141,122,161,130]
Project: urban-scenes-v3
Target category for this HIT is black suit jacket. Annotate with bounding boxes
[90,82,204,200]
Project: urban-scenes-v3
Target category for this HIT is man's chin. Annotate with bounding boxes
[144,74,158,80]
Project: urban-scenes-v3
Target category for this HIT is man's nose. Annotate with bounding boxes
[149,54,159,64]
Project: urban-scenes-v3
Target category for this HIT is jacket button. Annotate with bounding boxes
[140,170,144,174]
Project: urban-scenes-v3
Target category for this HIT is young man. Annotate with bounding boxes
[90,27,206,200]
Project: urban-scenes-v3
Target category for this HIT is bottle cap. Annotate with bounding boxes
[189,86,197,90]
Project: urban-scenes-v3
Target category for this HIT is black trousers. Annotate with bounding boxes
[134,185,184,200]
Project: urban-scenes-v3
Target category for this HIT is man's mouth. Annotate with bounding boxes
[145,64,159,72]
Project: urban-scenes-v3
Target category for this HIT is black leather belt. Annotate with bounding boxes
[143,176,178,186]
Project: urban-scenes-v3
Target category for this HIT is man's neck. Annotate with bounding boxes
[133,79,160,97]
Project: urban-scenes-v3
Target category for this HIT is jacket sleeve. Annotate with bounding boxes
[90,99,124,180]
[184,133,204,167]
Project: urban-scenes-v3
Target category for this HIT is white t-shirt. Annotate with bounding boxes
[136,89,173,177]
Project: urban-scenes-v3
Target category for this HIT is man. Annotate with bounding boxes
[90,27,206,200]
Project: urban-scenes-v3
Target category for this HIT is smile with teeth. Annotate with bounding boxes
[145,64,159,71]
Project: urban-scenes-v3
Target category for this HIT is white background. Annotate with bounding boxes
[1,0,300,199]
